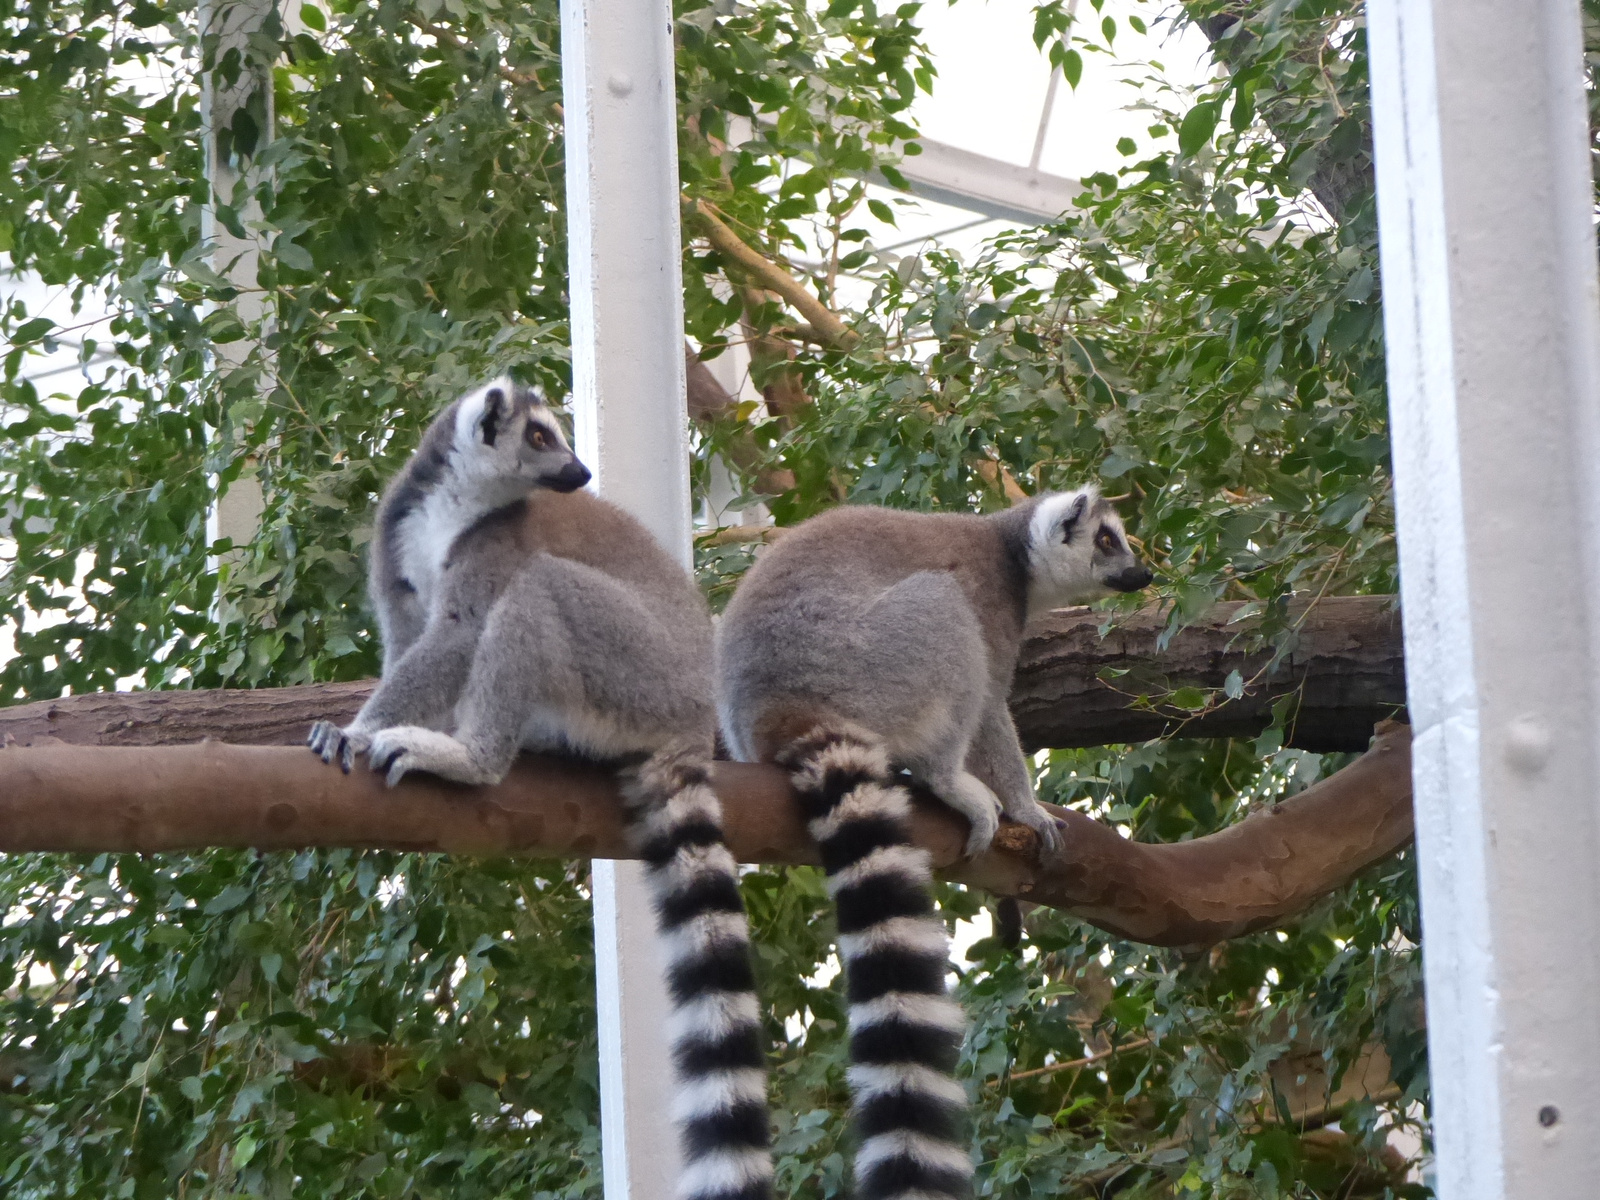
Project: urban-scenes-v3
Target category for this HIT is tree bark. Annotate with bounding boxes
[1013,595,1404,753]
[0,723,1412,947]
[0,596,1404,752]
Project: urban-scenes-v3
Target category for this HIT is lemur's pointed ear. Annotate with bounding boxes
[480,386,507,446]
[1059,492,1089,540]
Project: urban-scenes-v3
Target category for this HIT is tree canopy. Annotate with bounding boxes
[5,0,1562,1194]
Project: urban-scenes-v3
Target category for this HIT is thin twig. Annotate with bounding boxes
[1004,1036,1154,1083]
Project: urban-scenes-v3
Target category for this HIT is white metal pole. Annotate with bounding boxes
[201,0,276,551]
[560,0,687,1196]
[1367,0,1600,1194]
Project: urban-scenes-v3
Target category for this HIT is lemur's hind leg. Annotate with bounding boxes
[371,557,706,787]
[963,700,1064,853]
[309,615,482,773]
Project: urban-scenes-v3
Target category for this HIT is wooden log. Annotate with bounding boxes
[0,598,1405,753]
[0,723,1414,947]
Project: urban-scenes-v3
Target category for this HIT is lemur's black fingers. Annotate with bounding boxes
[307,721,337,763]
[339,738,354,774]
[372,747,403,776]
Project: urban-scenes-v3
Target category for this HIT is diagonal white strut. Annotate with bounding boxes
[560,0,688,1196]
[1368,0,1600,1193]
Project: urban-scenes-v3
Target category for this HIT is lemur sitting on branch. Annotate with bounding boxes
[715,491,1151,1200]
[309,380,775,1200]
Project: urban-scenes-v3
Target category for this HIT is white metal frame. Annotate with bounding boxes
[560,0,687,1195]
[1369,0,1600,1193]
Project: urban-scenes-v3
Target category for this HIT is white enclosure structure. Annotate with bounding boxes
[560,0,687,1196]
[1368,0,1600,1195]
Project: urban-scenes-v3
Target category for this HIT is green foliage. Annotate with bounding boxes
[0,0,1445,1195]
[0,851,601,1198]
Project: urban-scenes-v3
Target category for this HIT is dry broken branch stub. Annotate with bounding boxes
[0,596,1406,753]
[0,723,1413,947]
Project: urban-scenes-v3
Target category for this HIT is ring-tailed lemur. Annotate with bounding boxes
[308,379,773,1200]
[715,488,1151,1200]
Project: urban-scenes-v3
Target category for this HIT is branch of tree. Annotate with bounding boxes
[683,199,860,349]
[0,722,1411,947]
[0,596,1404,753]
[1185,3,1372,223]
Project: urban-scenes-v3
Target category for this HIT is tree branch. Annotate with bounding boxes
[0,597,1404,753]
[0,723,1411,947]
[683,199,860,350]
[1013,595,1403,753]
[1184,3,1373,223]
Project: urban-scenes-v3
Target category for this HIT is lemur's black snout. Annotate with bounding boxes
[1107,564,1154,593]
[547,458,593,493]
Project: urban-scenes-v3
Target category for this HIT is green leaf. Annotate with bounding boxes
[1178,101,1219,156]
[274,238,314,271]
[1060,47,1083,89]
[1169,686,1210,711]
[203,884,253,915]
[866,198,896,226]
[1116,137,1136,157]
[299,3,327,31]
[12,318,54,344]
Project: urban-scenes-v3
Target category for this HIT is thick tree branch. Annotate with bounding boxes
[0,723,1411,947]
[0,596,1404,753]
[1013,595,1404,752]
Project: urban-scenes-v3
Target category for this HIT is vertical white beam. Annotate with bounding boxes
[202,0,276,551]
[560,0,686,1197]
[1368,1,1600,1195]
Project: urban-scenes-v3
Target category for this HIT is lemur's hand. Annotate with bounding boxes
[307,721,370,774]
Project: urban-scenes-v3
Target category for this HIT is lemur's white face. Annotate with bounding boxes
[452,378,591,493]
[1025,488,1153,614]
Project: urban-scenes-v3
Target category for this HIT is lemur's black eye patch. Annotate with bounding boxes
[1095,526,1119,553]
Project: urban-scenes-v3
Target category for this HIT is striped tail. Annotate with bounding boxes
[778,727,973,1200]
[625,740,773,1200]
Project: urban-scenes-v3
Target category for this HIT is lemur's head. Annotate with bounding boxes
[1023,487,1153,614]
[452,377,591,494]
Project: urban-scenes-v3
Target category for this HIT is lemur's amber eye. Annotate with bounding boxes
[1096,529,1118,553]
[527,427,547,450]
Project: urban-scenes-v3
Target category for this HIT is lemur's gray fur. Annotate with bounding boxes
[717,488,1152,857]
[309,380,774,1200]
[713,487,1150,1200]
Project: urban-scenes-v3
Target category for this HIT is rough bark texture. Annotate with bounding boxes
[0,724,1412,947]
[1013,595,1404,752]
[0,597,1405,752]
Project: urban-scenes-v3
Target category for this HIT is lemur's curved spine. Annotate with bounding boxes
[626,740,774,1200]
[777,727,972,1200]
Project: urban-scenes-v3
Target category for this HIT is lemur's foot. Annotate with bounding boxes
[1007,801,1066,856]
[308,721,369,774]
[368,726,496,789]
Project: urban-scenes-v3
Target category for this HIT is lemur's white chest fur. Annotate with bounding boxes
[394,448,525,611]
